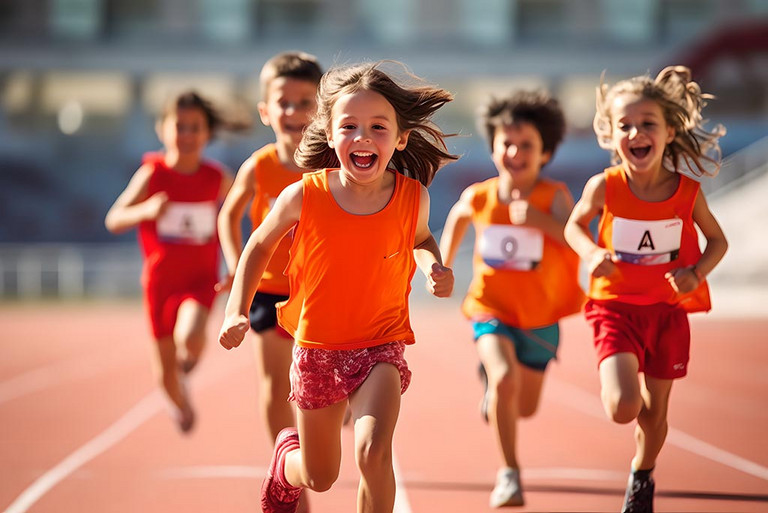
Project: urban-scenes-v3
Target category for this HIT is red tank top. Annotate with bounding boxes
[248,144,305,295]
[462,177,585,328]
[277,169,421,350]
[138,152,223,287]
[589,165,710,312]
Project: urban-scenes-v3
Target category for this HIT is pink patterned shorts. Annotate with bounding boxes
[288,341,412,410]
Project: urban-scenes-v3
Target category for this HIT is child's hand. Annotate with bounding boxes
[588,250,616,278]
[219,314,250,350]
[665,266,701,294]
[144,191,169,220]
[427,262,454,298]
[214,274,233,293]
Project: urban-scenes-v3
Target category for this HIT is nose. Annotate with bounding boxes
[506,145,519,158]
[284,104,296,116]
[628,126,639,138]
[354,128,372,142]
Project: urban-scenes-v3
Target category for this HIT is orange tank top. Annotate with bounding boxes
[462,177,585,329]
[276,169,421,349]
[589,166,710,312]
[248,144,305,295]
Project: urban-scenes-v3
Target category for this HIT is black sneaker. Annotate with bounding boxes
[478,362,489,423]
[622,469,654,513]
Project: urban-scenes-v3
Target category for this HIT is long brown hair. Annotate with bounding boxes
[594,66,725,177]
[295,61,458,186]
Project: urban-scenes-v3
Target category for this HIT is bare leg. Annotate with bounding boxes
[252,328,296,442]
[151,334,193,431]
[598,352,643,424]
[174,299,209,373]
[633,376,673,470]
[349,363,402,513]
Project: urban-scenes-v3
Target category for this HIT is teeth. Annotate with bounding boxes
[353,151,373,157]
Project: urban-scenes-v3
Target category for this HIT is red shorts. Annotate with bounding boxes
[584,299,690,379]
[288,341,412,410]
[144,283,216,339]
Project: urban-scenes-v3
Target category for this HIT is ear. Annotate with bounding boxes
[327,136,334,149]
[395,129,410,151]
[540,150,552,166]
[154,120,164,143]
[666,125,675,144]
[257,101,270,127]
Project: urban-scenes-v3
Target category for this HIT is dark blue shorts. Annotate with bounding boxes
[472,319,560,371]
[249,291,289,333]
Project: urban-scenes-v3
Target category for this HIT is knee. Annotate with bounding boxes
[602,389,642,424]
[490,368,517,400]
[303,464,339,493]
[518,400,539,418]
[355,436,392,477]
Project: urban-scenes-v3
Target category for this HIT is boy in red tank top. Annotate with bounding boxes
[217,52,322,512]
[565,67,728,513]
[105,91,241,433]
[440,90,584,508]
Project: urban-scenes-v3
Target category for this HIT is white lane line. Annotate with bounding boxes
[549,378,768,481]
[393,451,412,513]
[3,391,162,513]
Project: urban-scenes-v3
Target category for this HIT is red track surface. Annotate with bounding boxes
[1,300,766,512]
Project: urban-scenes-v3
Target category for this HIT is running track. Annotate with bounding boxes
[1,298,766,512]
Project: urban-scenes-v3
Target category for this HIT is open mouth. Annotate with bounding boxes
[629,146,651,159]
[284,123,305,134]
[351,151,378,169]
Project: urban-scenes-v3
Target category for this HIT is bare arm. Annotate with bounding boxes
[219,181,303,349]
[665,190,728,294]
[413,185,454,298]
[217,155,257,276]
[104,164,167,233]
[509,187,573,246]
[564,174,616,278]
[439,187,473,269]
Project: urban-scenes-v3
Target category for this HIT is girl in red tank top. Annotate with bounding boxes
[106,91,243,434]
[219,61,458,513]
[565,67,728,513]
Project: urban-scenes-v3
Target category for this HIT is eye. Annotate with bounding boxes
[372,123,387,130]
[340,123,356,130]
[617,123,631,132]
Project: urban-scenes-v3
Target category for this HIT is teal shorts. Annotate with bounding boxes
[472,319,559,371]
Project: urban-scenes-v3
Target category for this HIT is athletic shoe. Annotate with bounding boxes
[622,469,654,513]
[479,362,489,423]
[489,467,524,507]
[261,428,302,512]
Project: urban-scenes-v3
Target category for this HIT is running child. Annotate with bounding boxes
[439,90,584,508]
[219,60,457,513]
[217,51,323,444]
[105,91,242,433]
[564,66,728,513]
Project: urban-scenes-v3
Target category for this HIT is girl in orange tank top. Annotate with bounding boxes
[564,66,728,513]
[218,61,458,513]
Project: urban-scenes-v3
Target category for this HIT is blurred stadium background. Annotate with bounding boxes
[1,0,767,300]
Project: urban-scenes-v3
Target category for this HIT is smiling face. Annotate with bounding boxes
[158,106,210,157]
[259,77,318,149]
[610,93,675,175]
[491,122,550,186]
[327,88,409,185]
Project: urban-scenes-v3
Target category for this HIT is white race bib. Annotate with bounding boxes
[479,224,544,271]
[612,216,682,265]
[156,201,217,244]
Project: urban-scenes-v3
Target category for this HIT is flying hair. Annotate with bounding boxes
[295,60,459,186]
[593,66,726,177]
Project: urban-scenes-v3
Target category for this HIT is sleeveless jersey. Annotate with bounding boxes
[137,152,223,291]
[277,169,421,350]
[462,177,585,329]
[248,144,305,295]
[589,165,710,312]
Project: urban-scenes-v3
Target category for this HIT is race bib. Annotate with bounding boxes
[156,201,217,244]
[612,216,682,265]
[479,224,544,271]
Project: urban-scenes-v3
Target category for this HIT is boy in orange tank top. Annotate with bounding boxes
[440,90,584,508]
[219,61,457,513]
[565,67,728,513]
[218,52,322,512]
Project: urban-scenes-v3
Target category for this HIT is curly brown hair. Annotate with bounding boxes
[479,90,566,162]
[295,61,459,186]
[594,66,726,177]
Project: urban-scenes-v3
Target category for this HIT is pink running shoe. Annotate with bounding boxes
[261,428,302,513]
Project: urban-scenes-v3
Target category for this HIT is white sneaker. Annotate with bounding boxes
[489,467,524,507]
